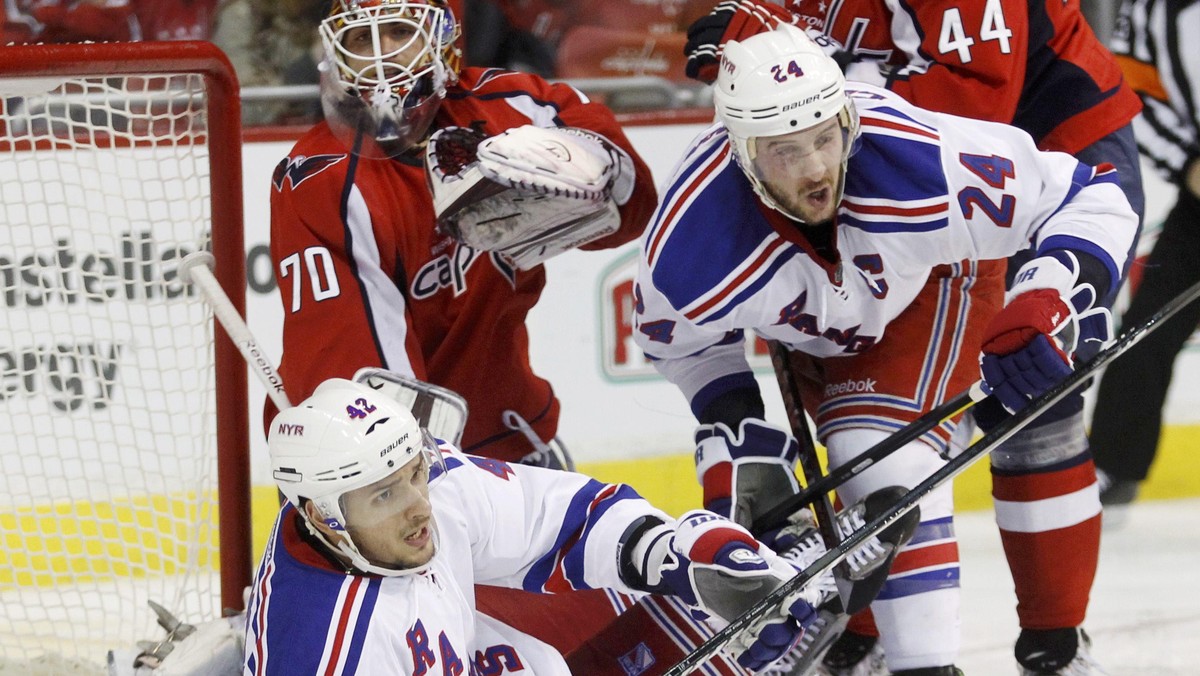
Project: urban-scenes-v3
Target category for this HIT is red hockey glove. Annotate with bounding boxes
[684,0,859,83]
[684,0,796,83]
[980,253,1113,413]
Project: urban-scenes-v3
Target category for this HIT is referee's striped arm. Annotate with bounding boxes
[1111,0,1200,181]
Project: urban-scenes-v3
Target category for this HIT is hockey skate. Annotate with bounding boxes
[816,629,887,676]
[1016,628,1101,675]
[829,486,920,614]
[760,486,920,675]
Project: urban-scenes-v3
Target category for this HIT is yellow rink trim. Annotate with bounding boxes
[0,493,219,589]
[247,423,1200,559]
[9,426,1199,584]
[575,423,1200,516]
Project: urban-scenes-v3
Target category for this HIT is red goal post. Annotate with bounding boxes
[0,41,250,669]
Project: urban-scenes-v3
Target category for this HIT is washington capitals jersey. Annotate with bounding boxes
[634,84,1137,407]
[784,0,1141,154]
[244,445,666,675]
[269,67,656,462]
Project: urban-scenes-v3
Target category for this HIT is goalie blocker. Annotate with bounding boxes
[426,124,636,270]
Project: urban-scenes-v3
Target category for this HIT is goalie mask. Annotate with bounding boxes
[319,0,461,157]
[269,378,448,576]
[713,24,861,224]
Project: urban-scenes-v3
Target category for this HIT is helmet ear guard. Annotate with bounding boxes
[713,24,861,222]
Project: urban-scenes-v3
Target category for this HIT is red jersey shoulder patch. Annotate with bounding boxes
[272,153,348,192]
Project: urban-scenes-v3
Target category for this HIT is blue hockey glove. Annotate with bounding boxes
[625,510,828,671]
[694,418,801,545]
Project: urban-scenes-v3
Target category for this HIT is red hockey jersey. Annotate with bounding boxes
[787,0,1141,153]
[268,67,656,461]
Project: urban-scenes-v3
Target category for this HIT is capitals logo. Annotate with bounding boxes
[272,154,347,191]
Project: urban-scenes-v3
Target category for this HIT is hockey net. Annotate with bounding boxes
[0,42,250,673]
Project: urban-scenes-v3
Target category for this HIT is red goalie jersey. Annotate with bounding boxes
[787,0,1141,154]
[268,67,656,461]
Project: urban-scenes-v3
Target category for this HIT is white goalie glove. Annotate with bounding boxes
[107,601,243,676]
[426,124,636,270]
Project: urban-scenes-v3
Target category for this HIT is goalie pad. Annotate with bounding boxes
[426,124,633,270]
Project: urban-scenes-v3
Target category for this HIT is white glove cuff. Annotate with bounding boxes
[629,521,675,589]
[694,424,734,483]
[1005,251,1079,304]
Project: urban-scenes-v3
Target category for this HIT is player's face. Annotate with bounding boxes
[339,18,426,77]
[751,118,845,224]
[340,453,436,569]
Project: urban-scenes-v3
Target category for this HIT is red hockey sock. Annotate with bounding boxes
[992,461,1101,629]
[845,607,880,637]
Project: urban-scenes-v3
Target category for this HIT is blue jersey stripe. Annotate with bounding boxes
[868,105,940,133]
[698,245,802,324]
[909,516,956,546]
[845,133,948,204]
[561,483,646,588]
[691,370,760,419]
[1036,234,1121,297]
[840,214,950,234]
[522,479,638,591]
[650,167,779,311]
[877,567,961,600]
[340,578,382,673]
[645,132,727,251]
[1031,161,1095,242]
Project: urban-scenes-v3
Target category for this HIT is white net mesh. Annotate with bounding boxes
[0,71,223,671]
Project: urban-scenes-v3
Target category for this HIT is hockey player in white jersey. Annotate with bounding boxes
[633,25,1137,676]
[243,378,917,675]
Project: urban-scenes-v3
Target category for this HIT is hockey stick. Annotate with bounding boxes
[767,340,841,548]
[179,251,292,411]
[751,381,986,537]
[179,253,471,442]
[664,278,1200,676]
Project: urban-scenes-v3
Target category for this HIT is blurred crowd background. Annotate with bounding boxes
[0,0,1124,124]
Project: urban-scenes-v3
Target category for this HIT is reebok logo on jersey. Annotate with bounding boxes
[824,378,878,397]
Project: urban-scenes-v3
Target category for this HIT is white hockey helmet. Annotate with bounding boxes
[319,0,461,157]
[713,23,860,222]
[269,377,446,576]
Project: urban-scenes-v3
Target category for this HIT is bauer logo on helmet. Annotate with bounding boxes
[782,93,822,112]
